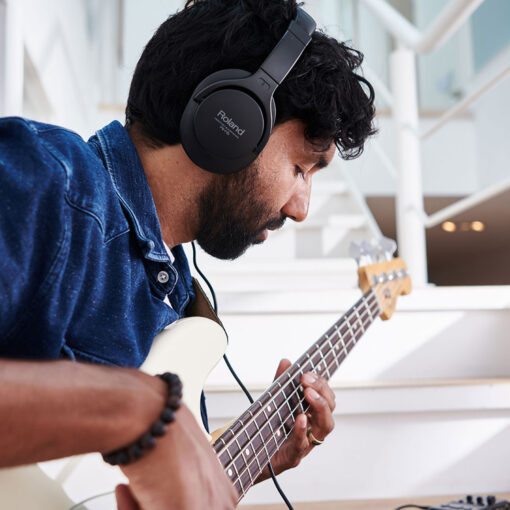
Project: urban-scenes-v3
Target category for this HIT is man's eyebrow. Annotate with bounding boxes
[315,155,329,169]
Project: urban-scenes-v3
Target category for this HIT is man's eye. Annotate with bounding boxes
[295,166,305,178]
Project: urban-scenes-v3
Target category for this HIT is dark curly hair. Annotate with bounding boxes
[126,0,376,159]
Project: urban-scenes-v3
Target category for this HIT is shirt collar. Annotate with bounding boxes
[89,120,170,263]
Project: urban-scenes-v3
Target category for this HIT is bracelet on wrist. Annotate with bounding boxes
[102,372,182,466]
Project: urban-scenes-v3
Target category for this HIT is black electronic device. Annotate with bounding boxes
[180,7,316,175]
[428,494,510,510]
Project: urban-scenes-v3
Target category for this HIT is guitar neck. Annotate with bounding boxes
[213,289,381,500]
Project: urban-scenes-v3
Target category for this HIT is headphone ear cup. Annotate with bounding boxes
[180,70,272,175]
[269,97,276,131]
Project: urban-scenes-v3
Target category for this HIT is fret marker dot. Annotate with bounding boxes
[267,405,271,412]
[277,430,281,437]
[335,345,339,351]
[245,448,250,456]
[228,469,233,477]
[353,323,357,329]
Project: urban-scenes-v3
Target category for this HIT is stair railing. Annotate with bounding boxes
[349,0,510,286]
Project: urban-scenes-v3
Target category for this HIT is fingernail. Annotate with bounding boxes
[308,388,320,400]
[303,373,317,384]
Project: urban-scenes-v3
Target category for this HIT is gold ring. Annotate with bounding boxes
[307,429,324,446]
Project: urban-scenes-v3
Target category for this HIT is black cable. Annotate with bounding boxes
[191,242,295,510]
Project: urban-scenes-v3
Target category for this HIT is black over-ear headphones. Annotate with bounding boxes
[179,8,316,175]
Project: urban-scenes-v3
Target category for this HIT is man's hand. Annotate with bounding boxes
[256,358,336,482]
[117,404,238,510]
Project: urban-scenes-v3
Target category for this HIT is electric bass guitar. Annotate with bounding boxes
[0,240,411,509]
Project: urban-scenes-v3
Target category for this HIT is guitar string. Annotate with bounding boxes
[228,296,381,497]
[229,270,407,496]
[220,274,402,496]
[215,291,378,462]
[230,276,404,497]
[217,291,379,470]
[220,293,381,495]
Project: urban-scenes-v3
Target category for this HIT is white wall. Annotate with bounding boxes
[471,44,510,190]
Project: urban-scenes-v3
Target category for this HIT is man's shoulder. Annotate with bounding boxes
[0,117,129,242]
[0,117,93,182]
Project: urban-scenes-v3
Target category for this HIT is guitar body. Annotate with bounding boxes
[0,317,227,509]
[141,316,228,438]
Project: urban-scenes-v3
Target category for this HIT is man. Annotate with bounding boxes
[0,0,375,508]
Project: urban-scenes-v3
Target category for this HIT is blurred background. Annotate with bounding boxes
[1,0,510,508]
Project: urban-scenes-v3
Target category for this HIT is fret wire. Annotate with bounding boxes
[218,293,379,468]
[235,421,288,492]
[355,305,364,333]
[218,292,379,465]
[224,294,381,492]
[225,378,305,475]
[294,291,377,373]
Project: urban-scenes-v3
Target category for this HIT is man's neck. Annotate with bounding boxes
[128,127,210,249]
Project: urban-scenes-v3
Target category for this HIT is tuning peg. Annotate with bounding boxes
[349,241,374,267]
[361,240,375,263]
[379,237,397,261]
[370,239,384,262]
[348,241,362,267]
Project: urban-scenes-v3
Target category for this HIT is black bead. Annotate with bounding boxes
[140,432,157,450]
[151,420,168,437]
[116,450,130,465]
[102,453,118,465]
[159,373,173,383]
[167,395,181,410]
[161,407,175,423]
[128,443,143,460]
[168,373,180,386]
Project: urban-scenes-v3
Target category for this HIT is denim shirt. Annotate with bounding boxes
[0,117,196,367]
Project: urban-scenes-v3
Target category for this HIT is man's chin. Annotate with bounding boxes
[197,229,268,260]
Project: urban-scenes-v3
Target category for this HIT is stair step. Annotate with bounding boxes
[197,258,359,292]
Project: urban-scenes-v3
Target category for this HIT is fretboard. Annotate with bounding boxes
[212,289,381,500]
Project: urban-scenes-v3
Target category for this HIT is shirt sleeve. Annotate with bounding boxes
[0,117,68,343]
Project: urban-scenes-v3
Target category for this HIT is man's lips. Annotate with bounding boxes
[253,217,285,244]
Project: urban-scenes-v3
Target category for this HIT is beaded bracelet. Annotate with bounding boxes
[102,372,183,466]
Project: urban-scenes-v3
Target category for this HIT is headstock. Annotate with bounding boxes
[350,238,412,320]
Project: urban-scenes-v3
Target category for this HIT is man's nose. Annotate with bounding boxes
[281,181,311,223]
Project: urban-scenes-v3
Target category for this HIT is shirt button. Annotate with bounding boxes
[157,271,170,284]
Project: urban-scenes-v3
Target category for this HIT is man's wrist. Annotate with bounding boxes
[102,372,182,466]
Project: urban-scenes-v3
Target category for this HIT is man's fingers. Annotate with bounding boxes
[115,484,141,510]
[301,373,336,411]
[285,414,309,468]
[303,386,335,439]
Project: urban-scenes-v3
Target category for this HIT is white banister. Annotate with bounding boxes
[421,61,510,140]
[370,138,397,180]
[358,0,485,54]
[390,44,428,286]
[424,178,510,229]
[363,64,394,109]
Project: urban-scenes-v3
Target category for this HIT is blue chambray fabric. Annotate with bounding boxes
[0,117,196,367]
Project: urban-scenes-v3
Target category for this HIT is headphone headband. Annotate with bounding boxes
[260,9,316,85]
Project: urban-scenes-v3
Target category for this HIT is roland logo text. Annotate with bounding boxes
[216,110,245,136]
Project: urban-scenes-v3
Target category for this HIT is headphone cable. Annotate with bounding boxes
[191,242,295,510]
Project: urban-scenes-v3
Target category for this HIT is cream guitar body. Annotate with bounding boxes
[0,317,227,510]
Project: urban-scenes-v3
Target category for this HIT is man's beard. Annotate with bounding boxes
[195,162,286,260]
